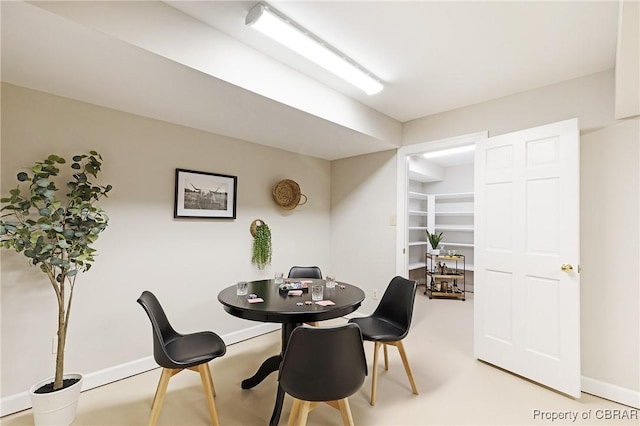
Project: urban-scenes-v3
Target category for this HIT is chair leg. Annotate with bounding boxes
[287,398,302,426]
[383,343,389,370]
[395,340,419,395]
[337,398,354,426]
[149,368,174,426]
[370,341,382,406]
[197,363,221,426]
[296,401,312,426]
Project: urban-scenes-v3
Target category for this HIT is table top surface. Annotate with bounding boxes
[218,279,365,323]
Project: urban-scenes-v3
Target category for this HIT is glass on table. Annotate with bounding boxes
[274,272,284,285]
[311,284,323,301]
[326,275,336,288]
[236,281,248,296]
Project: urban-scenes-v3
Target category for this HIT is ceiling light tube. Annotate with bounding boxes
[246,2,383,95]
[423,145,476,159]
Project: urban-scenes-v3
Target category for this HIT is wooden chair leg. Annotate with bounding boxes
[383,343,389,370]
[370,341,382,406]
[337,398,354,426]
[287,398,302,426]
[149,368,174,426]
[296,401,312,426]
[395,340,419,395]
[197,363,221,426]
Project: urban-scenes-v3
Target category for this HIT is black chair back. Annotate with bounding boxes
[279,324,367,402]
[287,266,323,279]
[137,290,182,369]
[372,276,417,340]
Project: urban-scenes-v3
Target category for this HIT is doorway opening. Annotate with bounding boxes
[395,131,487,299]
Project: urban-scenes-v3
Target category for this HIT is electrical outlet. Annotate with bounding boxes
[372,289,378,300]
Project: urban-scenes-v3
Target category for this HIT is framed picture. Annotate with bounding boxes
[174,168,237,219]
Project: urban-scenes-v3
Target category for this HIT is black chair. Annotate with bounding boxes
[287,266,323,279]
[348,276,418,405]
[279,324,367,426]
[288,266,323,326]
[137,291,226,426]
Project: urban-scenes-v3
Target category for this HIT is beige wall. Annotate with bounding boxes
[331,70,639,404]
[0,83,331,398]
[329,149,398,313]
[580,118,639,391]
[403,69,615,144]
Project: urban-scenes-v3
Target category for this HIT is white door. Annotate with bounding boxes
[474,118,581,397]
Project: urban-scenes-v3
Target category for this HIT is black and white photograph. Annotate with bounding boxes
[174,168,237,219]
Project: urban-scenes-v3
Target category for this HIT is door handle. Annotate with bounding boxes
[561,264,573,272]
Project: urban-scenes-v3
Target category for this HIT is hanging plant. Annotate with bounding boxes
[251,219,272,269]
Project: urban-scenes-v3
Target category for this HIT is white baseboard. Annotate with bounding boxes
[582,376,640,408]
[0,322,280,417]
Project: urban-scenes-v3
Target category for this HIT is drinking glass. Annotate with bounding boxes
[236,281,248,296]
[326,276,336,288]
[274,272,284,285]
[311,284,323,301]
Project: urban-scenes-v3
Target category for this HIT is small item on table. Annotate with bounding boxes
[287,290,303,296]
[279,281,309,291]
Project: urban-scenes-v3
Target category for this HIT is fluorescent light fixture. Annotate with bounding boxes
[423,145,475,159]
[246,2,383,95]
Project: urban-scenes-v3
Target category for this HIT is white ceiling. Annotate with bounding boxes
[1,1,620,161]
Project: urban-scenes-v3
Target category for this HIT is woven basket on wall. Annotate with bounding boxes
[272,179,307,210]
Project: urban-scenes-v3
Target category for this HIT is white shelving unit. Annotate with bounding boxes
[432,192,475,273]
[407,187,433,278]
[406,155,476,293]
[408,190,476,273]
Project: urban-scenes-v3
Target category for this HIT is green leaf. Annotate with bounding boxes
[35,178,50,188]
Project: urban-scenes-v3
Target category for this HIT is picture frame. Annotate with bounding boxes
[174,168,237,219]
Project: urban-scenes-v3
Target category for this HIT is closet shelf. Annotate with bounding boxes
[434,192,474,199]
[435,225,474,232]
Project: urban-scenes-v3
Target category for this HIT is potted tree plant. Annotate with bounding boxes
[426,229,443,255]
[0,151,111,425]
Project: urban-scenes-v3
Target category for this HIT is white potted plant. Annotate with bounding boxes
[426,230,443,255]
[0,152,111,425]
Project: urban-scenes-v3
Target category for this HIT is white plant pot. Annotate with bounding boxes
[430,249,440,256]
[29,372,83,426]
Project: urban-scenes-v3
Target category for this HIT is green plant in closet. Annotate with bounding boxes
[0,152,111,391]
[251,221,272,269]
[426,229,443,251]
